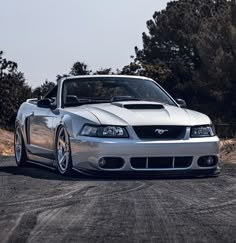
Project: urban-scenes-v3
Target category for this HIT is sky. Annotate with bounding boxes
[1,0,169,87]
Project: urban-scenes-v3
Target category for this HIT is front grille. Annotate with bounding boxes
[130,157,193,169]
[133,126,186,139]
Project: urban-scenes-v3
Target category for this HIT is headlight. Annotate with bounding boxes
[80,125,129,138]
[190,125,216,138]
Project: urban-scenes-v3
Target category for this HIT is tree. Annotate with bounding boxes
[93,68,113,75]
[0,51,32,128]
[70,61,91,76]
[132,0,236,121]
[56,74,69,82]
[32,80,56,98]
[191,1,236,120]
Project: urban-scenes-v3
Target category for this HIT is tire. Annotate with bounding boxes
[56,126,73,176]
[14,125,27,167]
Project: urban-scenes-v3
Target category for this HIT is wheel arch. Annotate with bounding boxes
[15,119,27,148]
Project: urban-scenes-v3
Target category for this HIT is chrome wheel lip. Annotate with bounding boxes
[15,127,22,163]
[57,127,70,172]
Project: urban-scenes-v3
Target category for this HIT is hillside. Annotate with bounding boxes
[220,139,236,164]
[0,128,14,156]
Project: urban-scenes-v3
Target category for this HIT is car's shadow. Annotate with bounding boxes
[0,164,78,181]
[0,161,216,181]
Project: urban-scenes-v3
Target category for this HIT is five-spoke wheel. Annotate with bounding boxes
[56,126,72,175]
[14,125,27,166]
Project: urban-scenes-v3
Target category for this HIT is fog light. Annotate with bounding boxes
[206,156,214,166]
[98,157,124,169]
[198,156,218,167]
[98,158,106,168]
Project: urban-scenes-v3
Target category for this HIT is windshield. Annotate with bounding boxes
[62,77,176,107]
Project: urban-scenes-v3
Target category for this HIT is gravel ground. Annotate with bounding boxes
[0,157,235,243]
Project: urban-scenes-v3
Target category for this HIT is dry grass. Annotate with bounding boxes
[0,128,14,156]
[220,138,236,164]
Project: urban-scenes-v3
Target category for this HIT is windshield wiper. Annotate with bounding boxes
[64,96,142,107]
[64,98,111,107]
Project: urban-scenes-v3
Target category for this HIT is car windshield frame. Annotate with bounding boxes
[61,77,177,108]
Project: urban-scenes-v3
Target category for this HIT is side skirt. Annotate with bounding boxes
[26,159,57,171]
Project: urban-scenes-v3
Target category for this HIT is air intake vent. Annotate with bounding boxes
[130,157,193,169]
[123,104,164,109]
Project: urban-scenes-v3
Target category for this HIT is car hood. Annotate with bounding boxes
[65,101,211,126]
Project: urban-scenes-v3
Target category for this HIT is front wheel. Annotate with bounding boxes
[56,126,73,176]
[14,125,27,167]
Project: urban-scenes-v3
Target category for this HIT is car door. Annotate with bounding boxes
[28,107,56,158]
[27,86,59,162]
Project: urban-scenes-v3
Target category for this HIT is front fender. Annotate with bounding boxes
[55,110,100,141]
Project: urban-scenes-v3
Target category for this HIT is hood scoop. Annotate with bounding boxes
[112,103,164,110]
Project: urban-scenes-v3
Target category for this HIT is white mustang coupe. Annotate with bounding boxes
[14,75,220,176]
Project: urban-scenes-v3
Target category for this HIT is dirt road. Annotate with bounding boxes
[0,157,235,243]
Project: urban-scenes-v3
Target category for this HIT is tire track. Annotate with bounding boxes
[0,181,149,208]
[27,207,68,243]
[3,181,150,243]
[0,183,95,207]
[5,211,38,243]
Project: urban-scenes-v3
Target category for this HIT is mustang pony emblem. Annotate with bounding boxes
[155,129,169,135]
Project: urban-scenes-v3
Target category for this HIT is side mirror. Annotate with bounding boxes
[37,98,54,109]
[176,98,187,108]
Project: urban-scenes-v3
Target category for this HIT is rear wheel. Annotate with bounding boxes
[14,125,27,167]
[56,126,73,176]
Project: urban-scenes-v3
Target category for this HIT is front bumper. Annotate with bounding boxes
[70,136,220,175]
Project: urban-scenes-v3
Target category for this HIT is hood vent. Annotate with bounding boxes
[113,103,164,109]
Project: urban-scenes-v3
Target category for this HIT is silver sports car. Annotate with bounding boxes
[14,75,220,176]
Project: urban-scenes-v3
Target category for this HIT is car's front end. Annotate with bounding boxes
[68,100,220,176]
[70,135,219,176]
